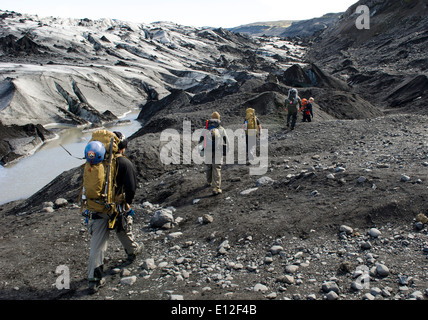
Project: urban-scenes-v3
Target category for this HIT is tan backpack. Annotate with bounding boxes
[81,130,120,224]
[246,108,258,136]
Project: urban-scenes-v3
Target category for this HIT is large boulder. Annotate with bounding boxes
[282,64,313,88]
[149,208,175,229]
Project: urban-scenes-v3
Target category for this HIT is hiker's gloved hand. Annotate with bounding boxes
[126,208,135,217]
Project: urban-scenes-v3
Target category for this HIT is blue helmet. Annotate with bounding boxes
[84,141,106,165]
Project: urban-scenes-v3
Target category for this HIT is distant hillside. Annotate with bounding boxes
[279,12,343,38]
[230,13,342,38]
[229,20,295,37]
[307,0,428,114]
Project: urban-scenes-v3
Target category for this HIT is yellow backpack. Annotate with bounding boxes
[81,130,120,221]
[246,108,257,136]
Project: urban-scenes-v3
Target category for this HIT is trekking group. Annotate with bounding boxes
[285,88,314,130]
[80,87,313,294]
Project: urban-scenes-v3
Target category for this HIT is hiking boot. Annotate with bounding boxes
[88,278,105,294]
[127,242,144,262]
[127,253,137,262]
[213,188,222,195]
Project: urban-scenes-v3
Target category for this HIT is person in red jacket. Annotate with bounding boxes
[302,97,314,122]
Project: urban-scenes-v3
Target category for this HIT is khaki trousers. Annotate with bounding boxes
[206,163,222,190]
[88,215,138,280]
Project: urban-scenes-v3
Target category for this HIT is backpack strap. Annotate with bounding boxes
[78,163,86,215]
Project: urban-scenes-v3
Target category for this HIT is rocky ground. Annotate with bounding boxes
[1,112,427,302]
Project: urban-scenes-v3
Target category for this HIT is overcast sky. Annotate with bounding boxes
[0,0,358,28]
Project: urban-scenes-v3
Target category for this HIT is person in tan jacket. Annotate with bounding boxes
[199,112,229,195]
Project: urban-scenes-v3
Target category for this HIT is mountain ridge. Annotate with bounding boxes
[229,13,343,38]
[0,9,306,164]
[306,0,428,114]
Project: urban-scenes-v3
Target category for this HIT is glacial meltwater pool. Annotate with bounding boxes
[0,112,142,205]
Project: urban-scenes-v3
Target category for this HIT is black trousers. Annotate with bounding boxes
[302,113,312,122]
[287,112,297,129]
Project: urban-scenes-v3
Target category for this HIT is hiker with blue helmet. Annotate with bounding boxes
[84,130,142,294]
[285,88,302,130]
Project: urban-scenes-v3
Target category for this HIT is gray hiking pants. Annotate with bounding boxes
[88,214,138,281]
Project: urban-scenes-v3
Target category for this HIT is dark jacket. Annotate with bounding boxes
[303,102,313,117]
[115,155,137,205]
[285,97,302,113]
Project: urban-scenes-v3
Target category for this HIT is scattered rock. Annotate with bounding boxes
[253,283,268,292]
[240,188,258,195]
[339,261,353,273]
[266,292,277,299]
[377,164,390,169]
[401,174,411,182]
[218,240,230,255]
[369,228,381,238]
[307,294,317,300]
[54,198,68,208]
[415,213,428,224]
[42,202,54,208]
[270,245,284,255]
[370,287,382,296]
[202,214,213,224]
[361,241,372,250]
[322,281,340,294]
[357,176,366,183]
[362,293,375,300]
[142,201,155,212]
[121,268,131,277]
[285,265,299,274]
[41,207,54,213]
[142,258,156,270]
[376,264,390,277]
[120,276,137,286]
[326,291,339,300]
[339,225,353,235]
[255,176,275,186]
[409,291,424,300]
[167,232,183,240]
[279,275,295,285]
